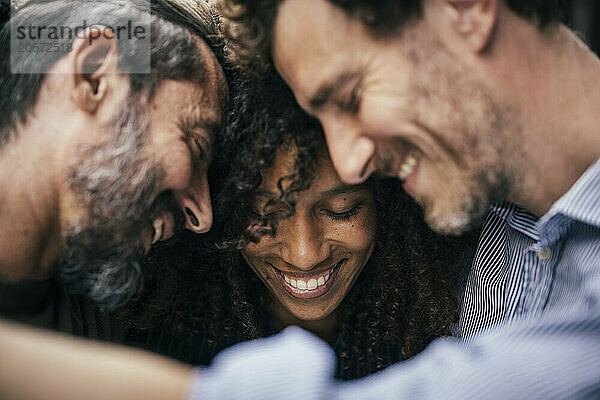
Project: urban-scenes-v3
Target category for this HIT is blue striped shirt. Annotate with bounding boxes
[188,157,600,400]
[456,202,543,338]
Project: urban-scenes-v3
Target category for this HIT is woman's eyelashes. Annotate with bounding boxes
[252,199,365,222]
[323,204,362,221]
[251,202,288,219]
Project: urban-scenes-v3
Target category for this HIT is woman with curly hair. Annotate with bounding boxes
[123,72,473,380]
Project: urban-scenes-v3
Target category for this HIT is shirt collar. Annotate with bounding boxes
[490,201,539,241]
[541,157,600,229]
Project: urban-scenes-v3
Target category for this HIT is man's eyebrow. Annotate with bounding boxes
[182,100,224,136]
[309,71,361,111]
[179,113,222,159]
[183,113,221,138]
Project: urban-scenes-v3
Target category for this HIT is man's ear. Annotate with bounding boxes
[69,26,119,113]
[443,0,498,53]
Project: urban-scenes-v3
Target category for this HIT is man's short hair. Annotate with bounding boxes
[0,0,225,146]
[219,0,564,76]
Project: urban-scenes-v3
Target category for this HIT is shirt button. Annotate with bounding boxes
[536,247,552,260]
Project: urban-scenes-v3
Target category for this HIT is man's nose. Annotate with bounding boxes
[174,172,212,234]
[321,116,376,184]
[280,214,329,271]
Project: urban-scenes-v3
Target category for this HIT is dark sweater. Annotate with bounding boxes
[0,276,124,342]
[126,321,402,380]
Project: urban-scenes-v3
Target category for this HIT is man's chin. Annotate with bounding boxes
[424,200,487,236]
[426,214,471,236]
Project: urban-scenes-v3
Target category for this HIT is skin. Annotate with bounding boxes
[272,0,517,235]
[0,320,192,400]
[0,18,226,400]
[272,0,600,233]
[2,1,600,399]
[241,145,376,332]
[0,29,226,282]
[136,77,219,249]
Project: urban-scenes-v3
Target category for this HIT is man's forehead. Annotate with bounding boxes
[273,0,344,67]
[272,0,364,106]
[151,79,223,141]
[193,36,228,107]
[184,39,228,139]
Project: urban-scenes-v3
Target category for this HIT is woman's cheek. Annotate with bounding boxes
[339,213,377,252]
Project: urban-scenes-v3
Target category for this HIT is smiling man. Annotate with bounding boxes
[0,0,227,337]
[2,1,600,399]
[270,1,516,235]
[209,0,600,398]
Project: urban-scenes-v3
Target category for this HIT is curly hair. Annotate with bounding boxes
[205,71,326,249]
[123,72,476,379]
[218,0,564,75]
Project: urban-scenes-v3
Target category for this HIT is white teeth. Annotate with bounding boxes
[398,154,417,181]
[151,218,164,244]
[281,264,339,292]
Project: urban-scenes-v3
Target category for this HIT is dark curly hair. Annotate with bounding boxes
[218,0,564,75]
[123,72,476,379]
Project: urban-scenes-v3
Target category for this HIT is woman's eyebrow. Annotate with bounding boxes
[254,189,280,198]
[321,183,369,197]
[254,183,369,200]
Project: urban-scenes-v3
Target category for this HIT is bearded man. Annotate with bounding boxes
[210,0,600,398]
[2,1,600,399]
[0,0,227,339]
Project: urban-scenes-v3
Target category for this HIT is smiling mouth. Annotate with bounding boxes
[151,217,164,244]
[376,144,419,183]
[273,259,345,300]
[143,210,178,254]
[396,153,418,181]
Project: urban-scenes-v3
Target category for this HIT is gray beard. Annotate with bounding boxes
[59,99,165,312]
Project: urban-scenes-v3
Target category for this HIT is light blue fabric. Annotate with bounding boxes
[456,201,542,338]
[188,158,600,399]
[187,326,336,400]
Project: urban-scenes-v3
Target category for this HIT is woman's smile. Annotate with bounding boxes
[271,258,345,299]
[242,145,377,321]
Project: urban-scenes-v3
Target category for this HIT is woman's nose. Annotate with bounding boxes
[280,215,329,271]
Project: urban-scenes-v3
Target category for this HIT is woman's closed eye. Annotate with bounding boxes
[251,202,289,219]
[251,210,284,219]
[323,204,362,221]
